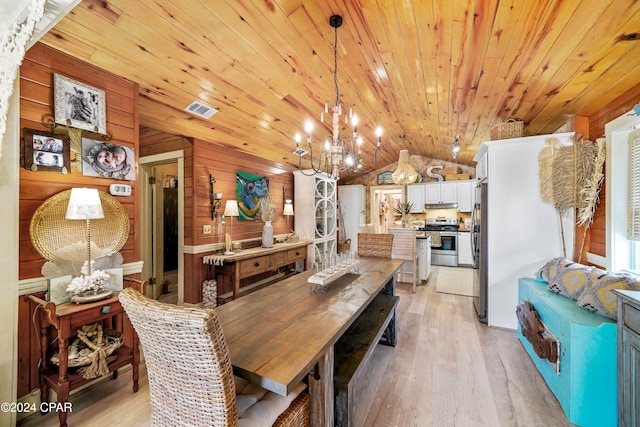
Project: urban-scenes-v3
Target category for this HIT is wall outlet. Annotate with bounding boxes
[203,224,212,234]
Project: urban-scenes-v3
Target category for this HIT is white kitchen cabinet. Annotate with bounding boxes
[457,232,473,265]
[456,180,474,212]
[338,184,365,251]
[424,182,457,204]
[294,171,337,267]
[407,184,425,212]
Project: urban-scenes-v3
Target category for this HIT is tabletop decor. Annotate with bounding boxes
[393,201,415,227]
[260,194,277,247]
[308,252,359,293]
[67,261,112,303]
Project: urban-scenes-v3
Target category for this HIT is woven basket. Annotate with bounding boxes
[29,190,130,263]
[490,119,524,140]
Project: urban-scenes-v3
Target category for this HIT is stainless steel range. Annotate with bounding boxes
[420,218,459,267]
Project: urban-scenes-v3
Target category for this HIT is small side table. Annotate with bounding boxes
[28,280,143,427]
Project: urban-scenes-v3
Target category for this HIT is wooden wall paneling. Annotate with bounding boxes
[17,43,139,399]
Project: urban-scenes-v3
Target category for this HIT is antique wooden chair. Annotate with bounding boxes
[389,228,418,292]
[357,233,394,258]
[118,288,309,427]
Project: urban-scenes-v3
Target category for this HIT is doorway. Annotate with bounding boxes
[369,185,404,233]
[139,150,184,305]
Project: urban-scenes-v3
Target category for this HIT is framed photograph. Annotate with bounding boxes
[103,267,124,292]
[23,128,70,173]
[54,73,107,134]
[47,275,73,305]
[81,137,135,180]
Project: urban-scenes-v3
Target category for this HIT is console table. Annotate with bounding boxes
[28,283,142,427]
[203,241,310,301]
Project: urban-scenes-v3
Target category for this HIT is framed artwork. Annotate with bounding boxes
[47,275,73,305]
[103,267,124,292]
[54,73,107,134]
[23,128,70,173]
[377,171,394,185]
[236,171,269,220]
[81,137,135,180]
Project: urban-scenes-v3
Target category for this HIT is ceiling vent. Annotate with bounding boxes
[184,100,218,119]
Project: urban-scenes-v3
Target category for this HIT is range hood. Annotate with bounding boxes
[424,202,458,210]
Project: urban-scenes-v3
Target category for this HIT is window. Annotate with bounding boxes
[606,111,640,273]
[630,129,640,269]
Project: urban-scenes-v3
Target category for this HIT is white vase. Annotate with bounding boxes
[262,221,274,247]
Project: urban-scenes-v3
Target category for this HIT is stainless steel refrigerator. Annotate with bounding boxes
[471,178,487,323]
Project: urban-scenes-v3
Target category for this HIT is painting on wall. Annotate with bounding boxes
[236,171,269,220]
[81,138,135,180]
[54,73,107,134]
[23,128,70,174]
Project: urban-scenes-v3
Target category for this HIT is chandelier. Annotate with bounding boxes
[293,14,382,180]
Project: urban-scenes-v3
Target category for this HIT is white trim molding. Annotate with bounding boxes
[18,260,144,295]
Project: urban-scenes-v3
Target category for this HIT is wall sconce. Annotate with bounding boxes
[283,199,294,225]
[210,175,222,221]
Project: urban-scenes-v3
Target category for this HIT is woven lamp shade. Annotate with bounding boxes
[30,189,130,263]
[392,150,418,185]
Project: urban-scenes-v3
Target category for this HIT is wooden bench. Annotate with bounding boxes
[333,291,399,427]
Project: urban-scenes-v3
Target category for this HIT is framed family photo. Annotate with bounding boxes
[81,137,136,180]
[23,128,70,173]
[54,73,107,134]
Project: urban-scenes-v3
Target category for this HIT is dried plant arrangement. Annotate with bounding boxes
[259,194,277,222]
[575,138,606,260]
[538,135,606,260]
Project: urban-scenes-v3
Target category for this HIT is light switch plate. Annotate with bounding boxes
[109,183,132,196]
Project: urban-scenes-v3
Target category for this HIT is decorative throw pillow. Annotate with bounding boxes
[548,263,592,300]
[535,257,575,283]
[576,269,640,319]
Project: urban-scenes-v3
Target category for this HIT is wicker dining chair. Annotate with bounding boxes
[118,288,309,427]
[357,233,394,258]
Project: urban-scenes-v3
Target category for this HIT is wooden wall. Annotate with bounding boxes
[139,127,297,303]
[17,43,139,398]
[574,81,640,264]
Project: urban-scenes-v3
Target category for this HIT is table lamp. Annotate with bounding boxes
[65,188,104,275]
[224,200,239,255]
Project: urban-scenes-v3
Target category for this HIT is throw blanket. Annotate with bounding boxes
[430,231,442,248]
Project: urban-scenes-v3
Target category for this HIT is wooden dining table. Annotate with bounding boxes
[215,257,403,427]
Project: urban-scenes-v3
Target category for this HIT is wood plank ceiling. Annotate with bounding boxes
[38,0,640,174]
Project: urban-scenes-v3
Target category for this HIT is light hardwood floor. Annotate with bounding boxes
[18,266,573,427]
